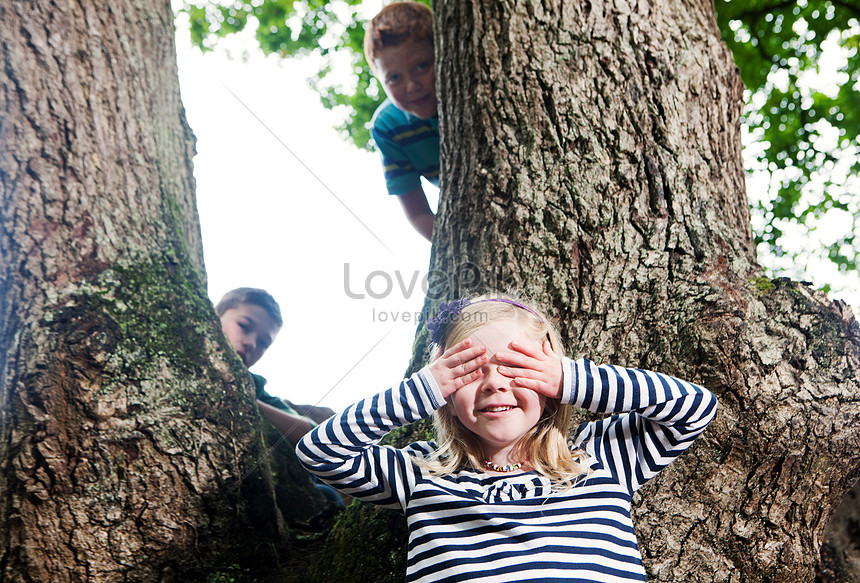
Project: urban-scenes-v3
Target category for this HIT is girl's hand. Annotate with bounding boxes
[428,338,488,399]
[496,340,562,400]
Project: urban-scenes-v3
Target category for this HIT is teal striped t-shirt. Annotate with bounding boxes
[371,99,440,195]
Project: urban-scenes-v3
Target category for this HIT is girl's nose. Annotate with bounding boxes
[480,364,508,391]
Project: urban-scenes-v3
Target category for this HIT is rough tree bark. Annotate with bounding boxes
[0,1,327,581]
[310,0,860,582]
[3,0,857,581]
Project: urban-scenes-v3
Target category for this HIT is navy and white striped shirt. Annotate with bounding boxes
[297,357,717,582]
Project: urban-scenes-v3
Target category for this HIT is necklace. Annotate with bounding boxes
[483,459,523,473]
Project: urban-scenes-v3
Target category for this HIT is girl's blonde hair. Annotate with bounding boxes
[421,293,590,489]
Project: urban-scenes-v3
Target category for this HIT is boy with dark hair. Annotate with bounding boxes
[216,287,343,508]
[216,288,335,438]
[365,1,438,241]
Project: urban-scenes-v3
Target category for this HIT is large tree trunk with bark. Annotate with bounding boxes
[311,0,860,581]
[3,0,858,581]
[0,1,325,580]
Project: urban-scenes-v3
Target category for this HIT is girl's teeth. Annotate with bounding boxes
[485,406,513,412]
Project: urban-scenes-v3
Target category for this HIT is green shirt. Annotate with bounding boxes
[252,373,301,416]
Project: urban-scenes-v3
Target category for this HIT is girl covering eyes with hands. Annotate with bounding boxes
[297,294,717,583]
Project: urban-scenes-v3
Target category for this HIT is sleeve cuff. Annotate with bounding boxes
[560,356,576,405]
[387,180,422,196]
[416,366,446,410]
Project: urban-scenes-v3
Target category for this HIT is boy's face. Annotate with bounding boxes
[374,38,437,119]
[219,303,280,368]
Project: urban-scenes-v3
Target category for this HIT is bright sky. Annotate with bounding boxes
[173,19,859,412]
[176,28,435,411]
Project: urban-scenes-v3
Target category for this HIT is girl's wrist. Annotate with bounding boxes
[416,366,446,409]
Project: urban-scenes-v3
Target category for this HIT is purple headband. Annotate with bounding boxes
[426,297,544,345]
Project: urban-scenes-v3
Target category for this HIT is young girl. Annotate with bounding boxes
[297,295,717,582]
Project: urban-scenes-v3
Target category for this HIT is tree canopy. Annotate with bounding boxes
[714,0,859,287]
[180,0,859,293]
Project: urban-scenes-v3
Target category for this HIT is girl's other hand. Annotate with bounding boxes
[428,338,488,399]
[496,340,562,400]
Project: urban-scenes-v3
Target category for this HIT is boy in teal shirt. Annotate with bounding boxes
[365,1,438,241]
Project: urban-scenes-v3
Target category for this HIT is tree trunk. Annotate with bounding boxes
[817,481,860,581]
[0,1,305,580]
[3,0,858,581]
[313,0,860,581]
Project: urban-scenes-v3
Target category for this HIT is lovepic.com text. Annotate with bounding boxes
[372,309,426,324]
[371,309,488,326]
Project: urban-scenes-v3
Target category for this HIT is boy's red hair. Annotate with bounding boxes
[364,2,434,73]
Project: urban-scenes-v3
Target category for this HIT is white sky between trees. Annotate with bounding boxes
[173,15,859,411]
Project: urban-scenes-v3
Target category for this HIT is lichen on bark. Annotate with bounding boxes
[3,251,293,580]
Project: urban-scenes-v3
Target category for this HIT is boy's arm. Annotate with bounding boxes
[287,401,335,425]
[370,114,437,241]
[257,399,315,444]
[397,187,434,241]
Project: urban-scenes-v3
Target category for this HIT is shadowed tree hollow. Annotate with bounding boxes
[1,0,859,583]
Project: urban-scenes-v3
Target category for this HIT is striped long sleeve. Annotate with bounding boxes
[296,369,444,509]
[297,358,717,583]
[563,358,718,494]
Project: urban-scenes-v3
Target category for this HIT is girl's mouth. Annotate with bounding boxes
[481,405,516,413]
